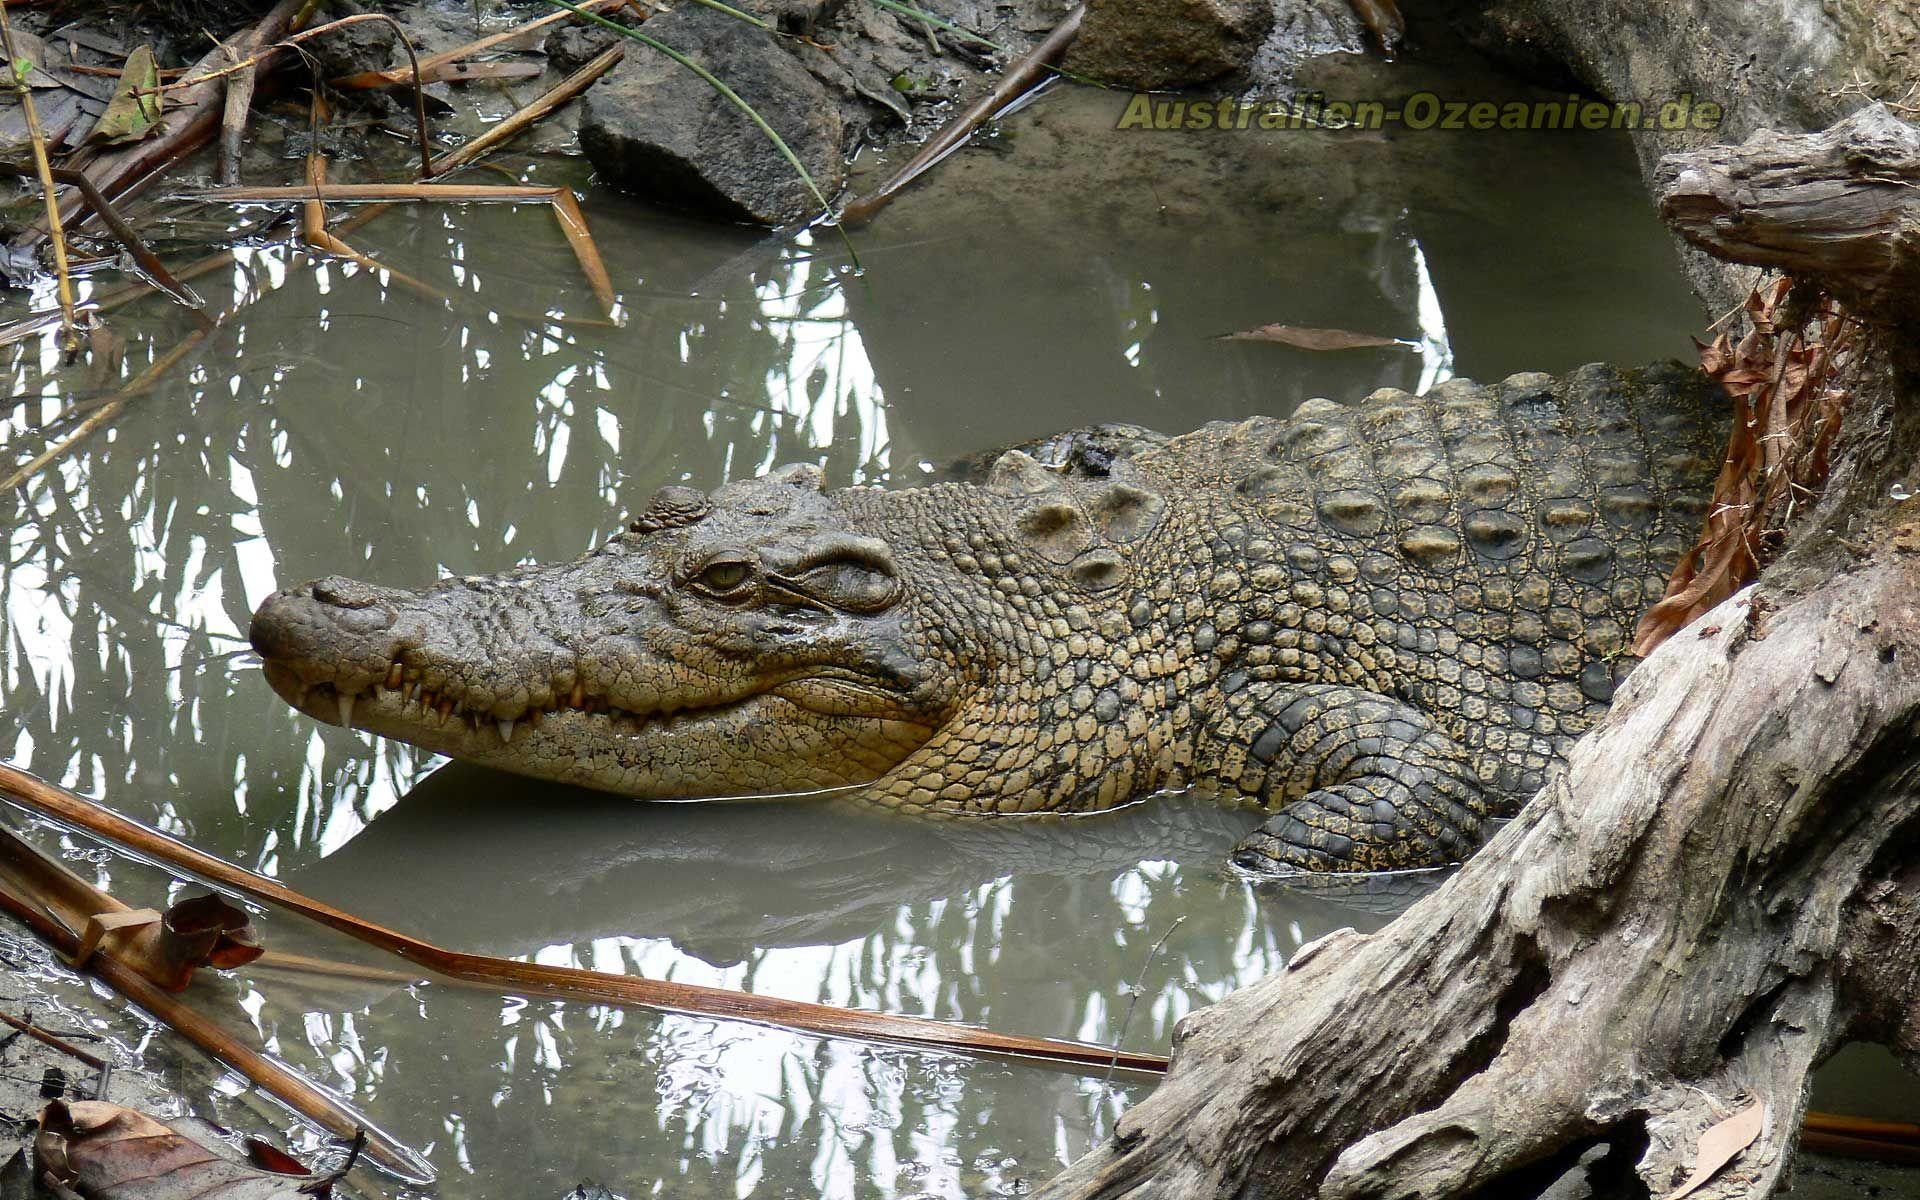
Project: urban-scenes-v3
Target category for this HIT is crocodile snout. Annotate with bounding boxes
[250,576,410,675]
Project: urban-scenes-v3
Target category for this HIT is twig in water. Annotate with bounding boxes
[0,762,1170,1078]
[0,1010,107,1072]
[0,5,80,351]
[1094,914,1184,1147]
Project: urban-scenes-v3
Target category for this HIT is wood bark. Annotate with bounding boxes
[1036,108,1920,1200]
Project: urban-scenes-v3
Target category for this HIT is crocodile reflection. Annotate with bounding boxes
[288,764,1438,974]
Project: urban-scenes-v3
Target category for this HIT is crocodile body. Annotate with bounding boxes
[250,364,1721,873]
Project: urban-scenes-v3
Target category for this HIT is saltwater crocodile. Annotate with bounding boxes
[250,364,1721,873]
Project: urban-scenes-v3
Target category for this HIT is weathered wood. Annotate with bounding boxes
[1660,104,1920,332]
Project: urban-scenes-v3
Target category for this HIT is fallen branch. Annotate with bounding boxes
[838,4,1083,227]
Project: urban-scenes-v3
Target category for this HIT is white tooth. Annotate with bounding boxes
[497,718,515,744]
[335,691,357,728]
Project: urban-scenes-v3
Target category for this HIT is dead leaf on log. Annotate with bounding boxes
[90,45,161,145]
[34,1100,336,1199]
[1217,323,1409,351]
[1664,1100,1765,1200]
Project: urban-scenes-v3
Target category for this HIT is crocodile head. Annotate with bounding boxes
[249,465,956,799]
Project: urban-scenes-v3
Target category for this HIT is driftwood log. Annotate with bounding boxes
[1036,109,1920,1200]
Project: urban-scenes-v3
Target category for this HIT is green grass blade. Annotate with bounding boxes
[867,0,1004,51]
[682,0,774,32]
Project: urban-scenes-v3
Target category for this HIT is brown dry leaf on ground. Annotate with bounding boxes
[1664,1100,1766,1200]
[1217,323,1407,350]
[34,1100,339,1198]
[1633,278,1858,654]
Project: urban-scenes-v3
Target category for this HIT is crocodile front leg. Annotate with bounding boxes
[1199,683,1492,873]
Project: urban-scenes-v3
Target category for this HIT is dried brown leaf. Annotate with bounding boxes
[1664,1100,1765,1200]
[34,1100,322,1199]
[1218,324,1407,351]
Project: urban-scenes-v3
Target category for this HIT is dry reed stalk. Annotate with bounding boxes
[427,42,623,174]
[203,182,571,201]
[838,4,1082,227]
[0,762,1167,1076]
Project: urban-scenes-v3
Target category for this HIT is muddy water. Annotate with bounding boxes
[2,43,1910,1200]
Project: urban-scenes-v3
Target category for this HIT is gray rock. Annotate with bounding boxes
[544,22,628,75]
[1062,0,1275,90]
[578,4,844,225]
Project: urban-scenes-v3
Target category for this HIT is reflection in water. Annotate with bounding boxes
[0,54,1741,1198]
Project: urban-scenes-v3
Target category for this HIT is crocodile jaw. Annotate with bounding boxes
[261,660,936,797]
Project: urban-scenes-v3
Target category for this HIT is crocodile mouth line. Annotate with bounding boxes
[265,655,756,747]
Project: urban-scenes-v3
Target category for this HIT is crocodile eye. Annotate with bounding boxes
[695,559,753,593]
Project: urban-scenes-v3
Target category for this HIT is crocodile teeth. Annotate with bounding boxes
[569,679,585,708]
[497,718,515,744]
[386,661,405,689]
[335,691,356,728]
